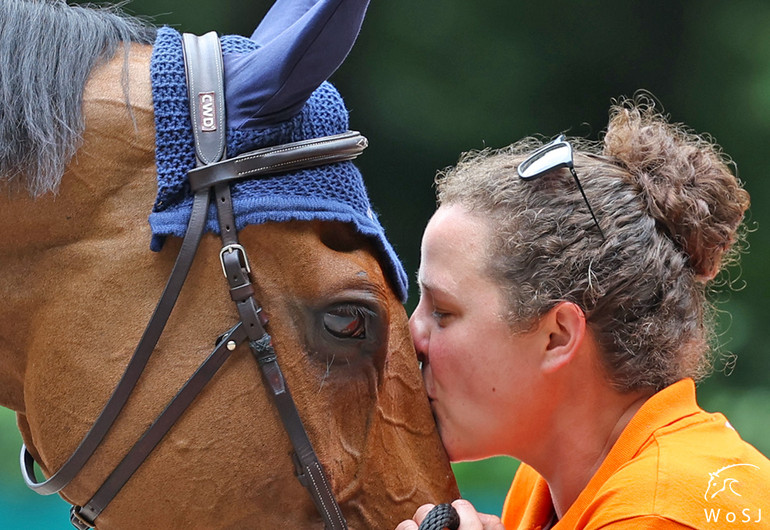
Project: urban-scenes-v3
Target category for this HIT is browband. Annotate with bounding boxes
[187,130,368,192]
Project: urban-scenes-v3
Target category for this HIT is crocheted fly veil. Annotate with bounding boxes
[149,0,408,301]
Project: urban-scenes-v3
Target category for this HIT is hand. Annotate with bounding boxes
[395,499,505,530]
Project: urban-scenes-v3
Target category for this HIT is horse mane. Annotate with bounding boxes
[0,0,157,197]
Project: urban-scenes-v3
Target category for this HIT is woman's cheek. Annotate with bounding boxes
[427,341,457,389]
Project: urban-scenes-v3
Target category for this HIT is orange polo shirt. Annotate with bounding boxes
[501,379,770,529]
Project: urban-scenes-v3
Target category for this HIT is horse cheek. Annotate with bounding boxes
[360,297,459,526]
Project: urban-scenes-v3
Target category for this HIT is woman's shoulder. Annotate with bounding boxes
[504,399,770,528]
[640,406,770,484]
[594,411,770,527]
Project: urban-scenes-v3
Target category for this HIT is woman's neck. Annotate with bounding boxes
[537,386,653,519]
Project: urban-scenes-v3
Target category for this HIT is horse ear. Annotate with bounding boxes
[224,0,370,130]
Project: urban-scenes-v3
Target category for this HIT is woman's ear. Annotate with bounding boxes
[540,302,586,373]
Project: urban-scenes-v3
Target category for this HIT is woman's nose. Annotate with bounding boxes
[409,305,429,364]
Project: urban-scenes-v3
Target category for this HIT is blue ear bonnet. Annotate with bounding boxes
[149,27,408,301]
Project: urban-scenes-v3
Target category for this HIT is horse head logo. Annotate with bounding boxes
[704,463,760,501]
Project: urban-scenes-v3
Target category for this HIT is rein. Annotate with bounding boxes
[20,32,361,530]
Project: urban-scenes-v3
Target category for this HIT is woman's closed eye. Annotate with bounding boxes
[431,309,451,325]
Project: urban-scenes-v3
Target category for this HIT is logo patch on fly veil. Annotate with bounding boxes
[199,92,217,132]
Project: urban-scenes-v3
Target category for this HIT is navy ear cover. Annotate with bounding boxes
[224,0,370,130]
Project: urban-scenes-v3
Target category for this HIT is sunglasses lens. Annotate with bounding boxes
[518,142,573,180]
[516,136,606,239]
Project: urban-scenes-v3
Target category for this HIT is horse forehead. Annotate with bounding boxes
[240,222,384,280]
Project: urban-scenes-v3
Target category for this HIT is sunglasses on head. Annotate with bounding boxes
[517,135,605,240]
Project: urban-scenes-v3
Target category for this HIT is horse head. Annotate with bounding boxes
[0,1,458,527]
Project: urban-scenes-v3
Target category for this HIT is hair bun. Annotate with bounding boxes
[602,95,750,282]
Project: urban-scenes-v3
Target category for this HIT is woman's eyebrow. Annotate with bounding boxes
[417,276,456,302]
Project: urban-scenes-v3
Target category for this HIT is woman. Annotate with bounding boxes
[397,97,769,529]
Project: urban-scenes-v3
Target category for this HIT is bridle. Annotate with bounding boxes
[20,32,362,530]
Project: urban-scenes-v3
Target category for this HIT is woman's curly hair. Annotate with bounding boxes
[435,95,750,392]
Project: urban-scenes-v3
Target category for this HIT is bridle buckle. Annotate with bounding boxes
[70,506,95,530]
[219,244,251,277]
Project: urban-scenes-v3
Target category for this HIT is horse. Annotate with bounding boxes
[0,1,459,528]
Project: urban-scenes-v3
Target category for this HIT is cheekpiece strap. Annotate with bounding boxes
[67,31,230,529]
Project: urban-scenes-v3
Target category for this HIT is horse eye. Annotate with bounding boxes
[323,306,368,339]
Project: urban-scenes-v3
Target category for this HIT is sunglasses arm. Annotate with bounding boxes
[568,167,606,240]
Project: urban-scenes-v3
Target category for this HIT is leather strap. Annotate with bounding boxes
[20,30,230,501]
[181,31,226,165]
[70,322,247,529]
[214,188,347,529]
[21,186,211,497]
[187,130,368,192]
[192,31,348,527]
[66,32,231,529]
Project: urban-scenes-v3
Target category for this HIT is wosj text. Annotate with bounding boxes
[704,508,762,524]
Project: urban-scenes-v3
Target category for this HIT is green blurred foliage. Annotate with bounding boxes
[2,0,769,526]
[0,409,20,480]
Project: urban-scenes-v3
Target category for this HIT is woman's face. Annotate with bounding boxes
[410,204,547,462]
